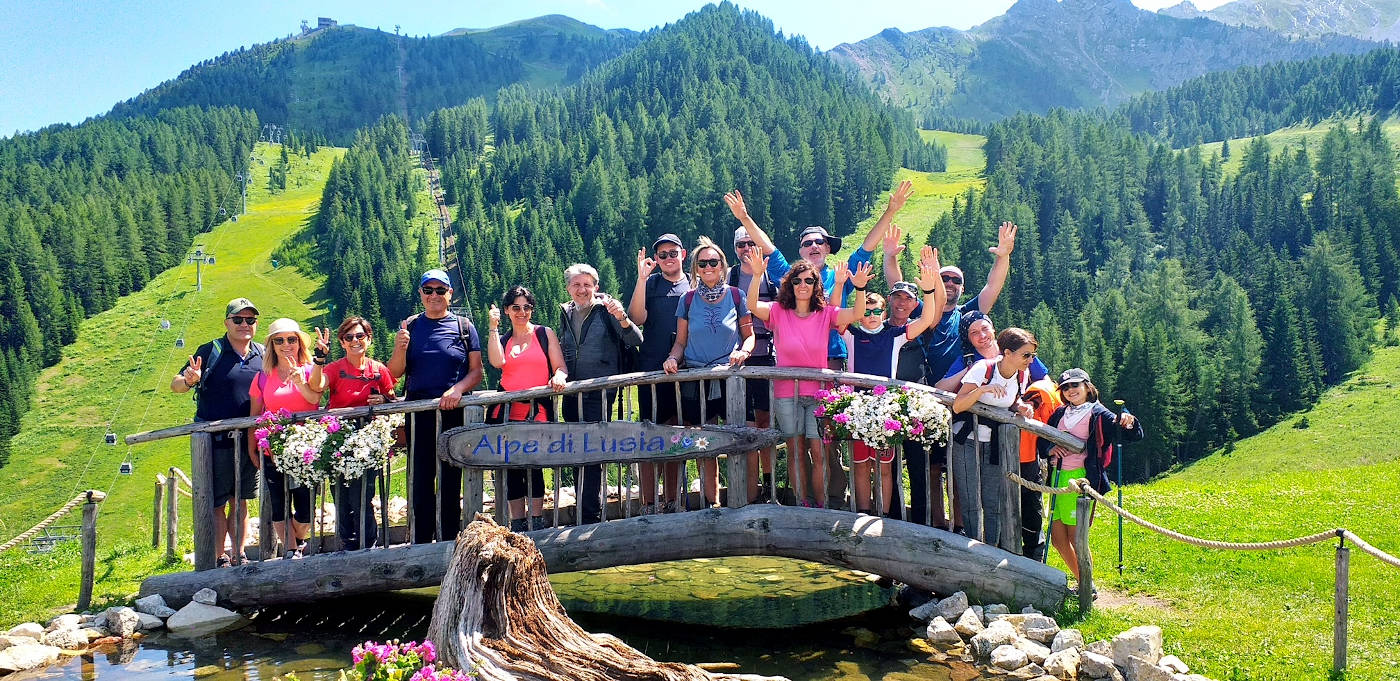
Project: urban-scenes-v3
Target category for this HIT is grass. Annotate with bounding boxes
[0,142,342,625]
[1049,346,1400,680]
[1191,115,1400,182]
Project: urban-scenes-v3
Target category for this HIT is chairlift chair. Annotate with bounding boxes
[105,432,117,445]
[175,337,185,349]
[160,319,171,330]
[119,461,134,475]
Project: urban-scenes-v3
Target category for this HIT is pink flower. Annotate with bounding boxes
[303,449,315,463]
[277,408,293,419]
[815,389,831,400]
[414,640,437,663]
[911,422,925,435]
[325,416,342,433]
[833,413,850,424]
[872,384,887,396]
[254,427,269,440]
[884,419,900,432]
[814,406,827,417]
[840,385,854,394]
[256,438,270,451]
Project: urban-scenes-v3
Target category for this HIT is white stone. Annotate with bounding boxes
[1023,616,1060,644]
[1126,655,1175,681]
[1043,647,1081,679]
[135,594,177,619]
[1021,605,1042,614]
[969,620,1019,660]
[985,603,1011,617]
[1087,639,1113,657]
[1112,625,1163,668]
[925,616,962,645]
[0,643,61,673]
[165,602,246,638]
[935,591,969,622]
[991,644,1029,671]
[1050,629,1085,653]
[1007,664,1046,680]
[42,627,87,650]
[1015,636,1051,665]
[1158,655,1189,674]
[137,613,165,631]
[908,599,940,622]
[1079,650,1119,679]
[103,607,141,638]
[954,608,985,637]
[972,605,985,623]
[5,623,42,641]
[45,614,82,632]
[191,588,219,605]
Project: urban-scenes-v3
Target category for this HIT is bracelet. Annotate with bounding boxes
[853,285,866,291]
[182,376,196,388]
[313,358,327,366]
[922,287,937,295]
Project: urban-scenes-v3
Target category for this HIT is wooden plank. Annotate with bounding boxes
[1335,544,1350,673]
[438,422,784,469]
[77,494,98,611]
[190,433,216,571]
[141,506,1069,612]
[998,424,1021,554]
[1075,495,1094,615]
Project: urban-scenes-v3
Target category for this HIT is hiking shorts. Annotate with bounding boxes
[1049,467,1087,526]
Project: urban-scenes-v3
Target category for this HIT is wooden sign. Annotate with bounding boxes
[438,422,784,469]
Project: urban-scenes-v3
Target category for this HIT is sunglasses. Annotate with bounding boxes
[272,335,300,345]
[421,286,449,296]
[1014,350,1037,359]
[697,258,722,268]
[794,276,818,286]
[734,240,757,249]
[800,238,826,248]
[864,308,884,317]
[227,316,258,326]
[941,274,963,285]
[655,251,681,260]
[508,304,535,312]
[1061,381,1084,390]
[342,332,368,342]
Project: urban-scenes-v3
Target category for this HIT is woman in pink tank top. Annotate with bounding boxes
[486,285,568,532]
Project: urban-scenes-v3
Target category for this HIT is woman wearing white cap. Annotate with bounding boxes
[249,318,322,558]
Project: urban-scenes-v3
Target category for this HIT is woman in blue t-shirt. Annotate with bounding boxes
[662,237,755,507]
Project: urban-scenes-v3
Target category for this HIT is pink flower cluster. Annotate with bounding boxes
[349,640,468,681]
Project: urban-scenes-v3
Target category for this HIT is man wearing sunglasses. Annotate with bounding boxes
[172,297,265,566]
[388,269,484,544]
[627,233,689,512]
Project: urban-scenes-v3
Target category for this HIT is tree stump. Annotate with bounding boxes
[427,514,787,681]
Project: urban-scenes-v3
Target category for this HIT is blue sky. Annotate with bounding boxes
[0,0,1229,136]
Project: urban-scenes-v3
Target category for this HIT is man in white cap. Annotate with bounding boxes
[627,233,689,511]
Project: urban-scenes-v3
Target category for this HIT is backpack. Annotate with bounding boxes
[191,337,265,402]
[404,312,476,382]
[677,286,745,367]
[490,325,556,423]
[561,304,640,374]
[950,359,1029,445]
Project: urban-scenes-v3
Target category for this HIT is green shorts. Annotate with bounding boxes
[1049,467,1087,526]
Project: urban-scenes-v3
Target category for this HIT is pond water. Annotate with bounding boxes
[22,558,975,681]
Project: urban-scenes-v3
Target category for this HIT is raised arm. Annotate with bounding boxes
[860,180,913,253]
[742,249,773,322]
[172,354,202,393]
[833,262,871,328]
[882,223,906,284]
[309,327,331,391]
[386,318,410,379]
[628,248,656,323]
[977,221,1017,313]
[485,305,505,369]
[725,190,776,256]
[905,248,946,339]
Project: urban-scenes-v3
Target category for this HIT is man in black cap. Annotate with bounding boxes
[627,233,690,512]
[172,297,264,566]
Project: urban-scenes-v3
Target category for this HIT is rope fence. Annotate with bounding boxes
[0,491,103,554]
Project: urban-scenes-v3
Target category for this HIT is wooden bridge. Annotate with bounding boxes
[128,367,1086,613]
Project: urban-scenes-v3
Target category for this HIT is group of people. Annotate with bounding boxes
[176,185,1141,589]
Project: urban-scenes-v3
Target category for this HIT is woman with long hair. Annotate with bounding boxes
[742,248,871,507]
[249,318,322,558]
[486,285,568,532]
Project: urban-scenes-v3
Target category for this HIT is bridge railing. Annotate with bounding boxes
[126,366,1085,571]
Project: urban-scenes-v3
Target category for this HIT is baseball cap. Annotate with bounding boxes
[798,226,841,253]
[225,297,258,317]
[653,233,683,250]
[1058,368,1091,388]
[733,227,751,244]
[888,281,919,299]
[420,269,452,287]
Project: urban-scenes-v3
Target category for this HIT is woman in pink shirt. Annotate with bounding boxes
[249,318,322,558]
[743,249,870,507]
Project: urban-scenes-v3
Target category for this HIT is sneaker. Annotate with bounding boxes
[509,518,529,533]
[216,554,232,568]
[660,501,677,514]
[529,516,548,531]
[639,503,659,515]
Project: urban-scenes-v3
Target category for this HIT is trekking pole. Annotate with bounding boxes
[1115,400,1127,575]
[1041,456,1061,563]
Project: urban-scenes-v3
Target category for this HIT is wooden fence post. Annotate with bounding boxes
[152,476,164,549]
[77,491,98,611]
[463,405,485,523]
[998,423,1021,554]
[190,432,216,571]
[726,375,748,509]
[166,468,178,561]
[1075,494,1094,615]
[1334,537,1350,674]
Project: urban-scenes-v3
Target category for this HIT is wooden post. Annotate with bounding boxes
[77,491,98,611]
[1334,538,1350,674]
[462,406,485,520]
[152,476,164,548]
[998,424,1021,554]
[725,375,747,509]
[190,432,216,571]
[166,469,178,561]
[1075,494,1093,615]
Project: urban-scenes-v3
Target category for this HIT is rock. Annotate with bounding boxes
[1043,647,1081,679]
[1126,655,1176,681]
[1087,639,1113,657]
[969,620,1019,660]
[0,642,61,673]
[1022,605,1042,614]
[909,599,940,621]
[45,615,82,632]
[1112,625,1163,668]
[1158,655,1189,674]
[1051,629,1084,653]
[1079,650,1119,679]
[849,627,879,649]
[925,616,962,645]
[5,623,43,641]
[990,644,1029,671]
[166,602,246,638]
[137,613,165,631]
[135,594,177,619]
[1015,636,1051,665]
[1023,615,1060,644]
[1007,663,1047,680]
[985,603,1011,617]
[103,607,141,638]
[935,591,969,622]
[83,629,107,643]
[972,605,984,623]
[41,627,87,650]
[191,588,219,605]
[0,636,36,650]
[954,608,985,637]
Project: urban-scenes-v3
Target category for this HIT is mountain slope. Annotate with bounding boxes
[1162,0,1400,41]
[828,0,1377,121]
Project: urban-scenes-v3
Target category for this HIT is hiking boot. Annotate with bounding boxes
[509,518,529,533]
[216,554,232,568]
[529,516,548,531]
